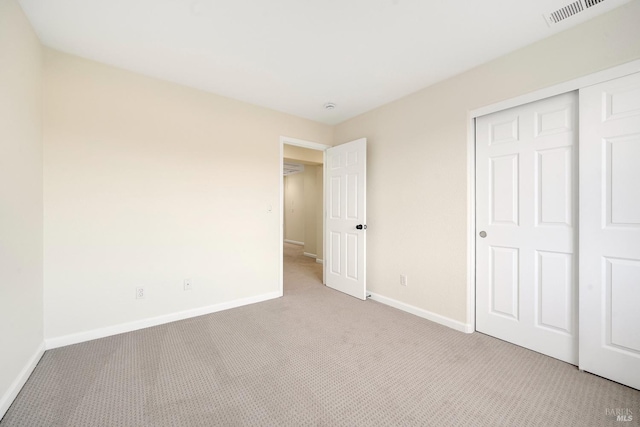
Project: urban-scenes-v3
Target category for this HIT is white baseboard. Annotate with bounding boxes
[45,291,281,350]
[284,239,304,246]
[0,342,45,419]
[368,292,473,334]
[316,259,324,264]
[303,252,317,259]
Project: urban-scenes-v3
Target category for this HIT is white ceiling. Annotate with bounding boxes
[18,0,632,124]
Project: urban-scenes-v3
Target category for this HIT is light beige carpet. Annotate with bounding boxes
[1,243,638,426]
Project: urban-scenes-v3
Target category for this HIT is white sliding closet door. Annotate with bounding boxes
[579,72,640,390]
[476,92,578,364]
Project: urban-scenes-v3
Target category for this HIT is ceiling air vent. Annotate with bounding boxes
[584,0,606,7]
[283,162,304,176]
[546,0,584,24]
[544,0,618,25]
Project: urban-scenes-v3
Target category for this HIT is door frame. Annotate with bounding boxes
[279,136,332,297]
[466,59,640,332]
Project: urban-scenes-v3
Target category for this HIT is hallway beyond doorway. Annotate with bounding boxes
[283,242,323,295]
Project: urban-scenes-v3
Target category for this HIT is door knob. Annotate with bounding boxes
[479,231,487,238]
[356,224,367,230]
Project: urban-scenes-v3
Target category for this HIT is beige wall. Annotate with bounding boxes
[283,145,324,258]
[315,166,324,262]
[0,0,44,414]
[283,145,323,164]
[333,1,640,324]
[303,167,318,256]
[284,173,305,243]
[43,49,332,339]
[283,144,324,164]
[283,165,323,258]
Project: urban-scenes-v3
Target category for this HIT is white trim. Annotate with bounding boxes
[466,59,640,334]
[322,151,326,285]
[466,111,476,334]
[369,292,473,333]
[284,239,304,246]
[280,140,284,297]
[316,259,324,265]
[280,136,330,297]
[0,342,45,419]
[280,136,331,151]
[303,252,317,259]
[45,292,280,350]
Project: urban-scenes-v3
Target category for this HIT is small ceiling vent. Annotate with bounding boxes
[544,0,613,25]
[584,0,606,7]
[546,0,584,24]
[283,162,304,176]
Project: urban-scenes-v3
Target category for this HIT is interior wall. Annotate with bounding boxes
[283,145,323,164]
[0,0,44,413]
[303,167,318,256]
[283,173,305,244]
[283,165,322,258]
[43,49,332,340]
[315,166,324,262]
[283,144,325,258]
[333,1,640,325]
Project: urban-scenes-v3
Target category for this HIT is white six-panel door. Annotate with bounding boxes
[476,92,578,364]
[579,72,640,390]
[325,138,367,300]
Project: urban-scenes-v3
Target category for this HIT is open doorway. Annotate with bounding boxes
[279,137,331,296]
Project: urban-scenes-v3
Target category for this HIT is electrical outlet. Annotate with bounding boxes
[400,274,407,286]
[184,279,192,291]
[136,287,145,299]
